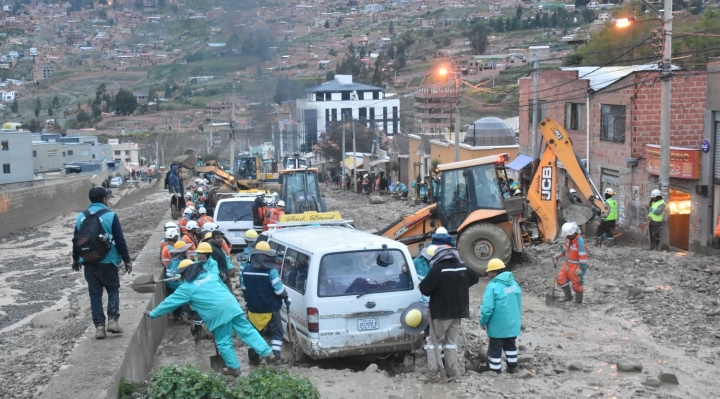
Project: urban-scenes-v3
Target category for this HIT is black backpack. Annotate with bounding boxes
[73,209,112,263]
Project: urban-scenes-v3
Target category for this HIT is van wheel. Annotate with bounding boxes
[290,327,309,366]
[457,223,512,274]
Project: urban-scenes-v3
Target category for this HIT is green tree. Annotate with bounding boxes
[324,19,330,29]
[466,22,489,55]
[21,119,42,132]
[51,95,60,111]
[317,121,378,162]
[47,105,53,116]
[516,4,523,19]
[33,97,41,117]
[389,21,394,34]
[115,88,138,115]
[10,98,18,113]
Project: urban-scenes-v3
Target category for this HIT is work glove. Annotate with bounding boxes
[72,261,81,272]
[553,253,563,260]
[574,268,583,276]
[283,297,292,308]
[122,262,133,274]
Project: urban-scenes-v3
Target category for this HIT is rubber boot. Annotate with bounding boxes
[558,286,573,302]
[574,292,584,304]
[107,319,123,334]
[95,326,106,339]
[222,367,241,377]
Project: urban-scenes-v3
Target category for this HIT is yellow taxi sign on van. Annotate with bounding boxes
[279,211,343,223]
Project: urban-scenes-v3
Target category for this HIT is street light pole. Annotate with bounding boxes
[659,0,672,198]
[454,73,460,162]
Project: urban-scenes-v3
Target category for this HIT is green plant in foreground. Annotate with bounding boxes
[144,364,236,399]
[234,367,320,399]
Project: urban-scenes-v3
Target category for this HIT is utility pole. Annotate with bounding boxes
[342,113,346,181]
[230,81,236,175]
[658,0,673,249]
[155,135,159,167]
[352,120,357,193]
[279,124,284,164]
[531,49,539,174]
[454,73,460,162]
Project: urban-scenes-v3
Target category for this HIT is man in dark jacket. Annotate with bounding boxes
[72,187,132,339]
[241,241,290,364]
[251,195,266,233]
[419,243,479,379]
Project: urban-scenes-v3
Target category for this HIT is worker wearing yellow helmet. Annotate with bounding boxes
[479,258,522,374]
[147,259,277,376]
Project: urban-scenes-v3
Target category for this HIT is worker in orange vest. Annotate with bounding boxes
[179,207,195,234]
[197,207,214,228]
[181,220,200,257]
[554,222,588,305]
[263,200,285,231]
[161,228,180,267]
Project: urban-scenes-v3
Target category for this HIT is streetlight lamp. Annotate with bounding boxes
[439,67,461,162]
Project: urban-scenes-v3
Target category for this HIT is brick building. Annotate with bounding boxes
[519,66,707,252]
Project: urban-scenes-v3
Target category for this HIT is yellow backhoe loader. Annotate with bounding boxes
[378,118,608,273]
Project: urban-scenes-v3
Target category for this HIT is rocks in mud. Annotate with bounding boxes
[627,287,645,300]
[364,363,378,373]
[516,369,534,379]
[616,358,643,372]
[706,265,720,274]
[641,378,662,387]
[705,308,720,316]
[567,361,583,371]
[31,309,77,328]
[368,196,384,204]
[658,372,679,384]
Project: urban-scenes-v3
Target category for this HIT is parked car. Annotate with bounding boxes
[213,193,261,248]
[262,224,423,363]
[109,176,123,188]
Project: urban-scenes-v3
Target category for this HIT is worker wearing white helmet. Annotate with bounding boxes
[160,228,180,266]
[647,189,666,251]
[594,187,618,245]
[179,207,195,234]
[164,221,179,231]
[202,222,218,233]
[181,220,200,257]
[197,206,214,228]
[554,222,588,304]
[263,199,286,231]
[569,188,582,204]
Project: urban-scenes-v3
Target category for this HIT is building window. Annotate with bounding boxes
[315,93,324,101]
[527,100,547,124]
[341,91,350,101]
[370,107,375,122]
[331,108,337,122]
[341,108,352,121]
[114,150,121,156]
[383,107,388,132]
[565,103,586,131]
[67,150,74,156]
[33,150,37,157]
[373,91,380,100]
[601,104,626,143]
[392,106,398,134]
[82,150,90,156]
[1,141,8,151]
[325,109,330,125]
[2,163,9,174]
[62,151,66,157]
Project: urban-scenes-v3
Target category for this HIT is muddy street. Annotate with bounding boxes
[0,190,170,399]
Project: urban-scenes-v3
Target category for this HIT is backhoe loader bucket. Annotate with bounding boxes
[559,189,596,226]
[172,149,198,170]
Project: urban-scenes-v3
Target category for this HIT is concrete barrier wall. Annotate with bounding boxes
[113,180,161,209]
[40,212,171,399]
[0,176,93,237]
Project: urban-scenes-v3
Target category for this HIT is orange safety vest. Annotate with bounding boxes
[182,233,198,256]
[160,243,172,266]
[263,208,285,231]
[563,235,588,267]
[198,215,214,227]
[179,217,189,234]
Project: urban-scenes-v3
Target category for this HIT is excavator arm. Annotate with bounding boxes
[527,118,608,242]
[376,204,438,254]
[196,164,251,190]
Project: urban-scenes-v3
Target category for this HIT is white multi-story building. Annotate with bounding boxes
[295,75,400,149]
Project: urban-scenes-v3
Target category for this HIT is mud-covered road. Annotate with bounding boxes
[2,183,719,399]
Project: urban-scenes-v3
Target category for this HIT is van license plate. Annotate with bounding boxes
[357,318,379,331]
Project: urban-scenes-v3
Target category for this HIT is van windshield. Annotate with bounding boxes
[318,249,413,297]
[216,201,253,222]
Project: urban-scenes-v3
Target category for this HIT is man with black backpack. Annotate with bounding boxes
[72,187,132,340]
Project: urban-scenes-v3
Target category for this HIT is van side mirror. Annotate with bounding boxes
[376,244,394,267]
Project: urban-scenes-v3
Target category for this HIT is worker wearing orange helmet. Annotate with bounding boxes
[554,222,588,304]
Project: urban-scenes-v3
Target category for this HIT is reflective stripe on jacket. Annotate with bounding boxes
[605,198,618,221]
[563,235,588,268]
[648,199,666,222]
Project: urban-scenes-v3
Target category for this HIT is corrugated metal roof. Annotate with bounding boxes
[306,79,383,93]
[559,64,676,91]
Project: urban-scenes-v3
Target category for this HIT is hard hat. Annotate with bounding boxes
[204,232,212,240]
[203,222,217,232]
[198,187,204,193]
[175,259,195,274]
[651,189,662,197]
[277,200,286,207]
[204,179,209,184]
[170,240,191,253]
[254,241,271,252]
[436,227,448,235]
[196,242,213,254]
[199,207,207,214]
[164,221,178,231]
[514,189,522,196]
[400,302,429,334]
[183,207,193,215]
[604,188,614,196]
[272,191,279,197]
[165,228,179,240]
[486,258,506,273]
[185,193,192,199]
[245,230,259,241]
[421,245,436,260]
[186,220,199,230]
[561,222,579,237]
[569,188,577,194]
[187,205,196,212]
[195,178,202,184]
